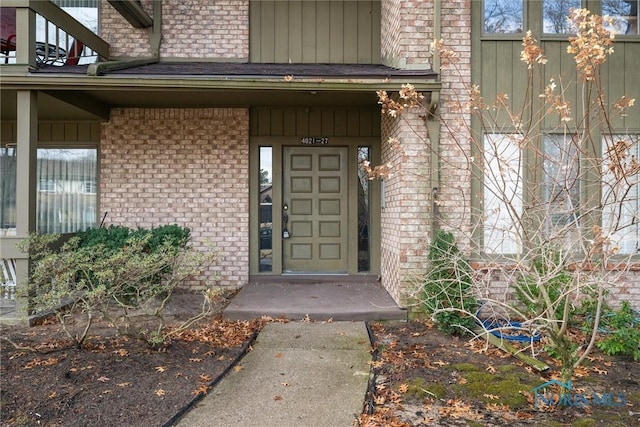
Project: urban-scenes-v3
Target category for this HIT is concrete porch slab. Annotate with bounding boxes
[223,281,406,321]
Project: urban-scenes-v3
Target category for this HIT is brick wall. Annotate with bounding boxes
[437,0,473,249]
[100,108,250,288]
[100,0,249,60]
[380,110,432,305]
[381,0,434,69]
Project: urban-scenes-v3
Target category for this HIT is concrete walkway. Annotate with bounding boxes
[223,282,406,321]
[173,321,371,427]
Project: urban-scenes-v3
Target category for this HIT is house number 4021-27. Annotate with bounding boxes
[301,137,329,145]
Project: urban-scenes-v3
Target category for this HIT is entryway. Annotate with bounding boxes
[249,106,381,277]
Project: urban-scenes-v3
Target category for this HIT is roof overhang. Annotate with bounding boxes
[0,63,440,121]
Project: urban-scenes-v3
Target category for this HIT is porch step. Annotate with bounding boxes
[223,282,407,322]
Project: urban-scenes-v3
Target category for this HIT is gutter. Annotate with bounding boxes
[87,0,162,77]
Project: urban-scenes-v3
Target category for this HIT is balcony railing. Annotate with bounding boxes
[1,0,109,69]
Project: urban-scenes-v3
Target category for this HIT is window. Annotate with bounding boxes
[83,180,97,194]
[603,0,639,35]
[38,179,59,193]
[259,147,273,272]
[484,0,524,33]
[1,147,97,235]
[543,0,582,34]
[483,134,523,254]
[0,147,16,234]
[602,135,640,254]
[543,134,581,237]
[357,146,371,272]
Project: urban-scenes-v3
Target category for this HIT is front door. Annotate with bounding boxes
[282,146,348,272]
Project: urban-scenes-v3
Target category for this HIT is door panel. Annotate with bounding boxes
[283,146,348,272]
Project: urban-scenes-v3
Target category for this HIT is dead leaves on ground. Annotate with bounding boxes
[177,319,260,348]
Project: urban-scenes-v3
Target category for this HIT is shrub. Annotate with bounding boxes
[595,301,640,360]
[422,230,478,336]
[19,231,217,349]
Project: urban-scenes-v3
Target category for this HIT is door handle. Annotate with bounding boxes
[282,203,290,239]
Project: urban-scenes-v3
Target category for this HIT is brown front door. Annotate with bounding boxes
[282,146,348,272]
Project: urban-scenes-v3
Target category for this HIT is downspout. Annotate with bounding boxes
[87,1,161,76]
[427,0,442,235]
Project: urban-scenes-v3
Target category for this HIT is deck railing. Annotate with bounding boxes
[1,0,109,69]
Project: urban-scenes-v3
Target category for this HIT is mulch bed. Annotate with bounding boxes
[0,292,261,427]
[360,320,640,426]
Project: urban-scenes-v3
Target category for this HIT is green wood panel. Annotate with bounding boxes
[260,1,276,63]
[249,0,262,63]
[623,43,640,130]
[558,41,578,127]
[257,109,272,136]
[308,108,322,135]
[371,0,381,63]
[481,41,498,109]
[288,1,303,62]
[316,2,331,63]
[274,1,290,63]
[271,109,284,136]
[343,1,359,63]
[50,123,65,141]
[542,41,562,130]
[250,107,380,137]
[357,1,372,64]
[302,1,316,63]
[0,122,16,141]
[359,109,373,136]
[334,108,348,136]
[346,108,360,136]
[283,109,298,136]
[250,1,380,64]
[329,1,345,63]
[296,109,309,135]
[321,109,334,136]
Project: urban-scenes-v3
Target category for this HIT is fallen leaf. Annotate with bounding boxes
[155,389,166,397]
[233,365,243,372]
[591,366,608,375]
[189,358,202,363]
[114,349,128,357]
[199,374,212,382]
[433,360,449,367]
[274,395,283,401]
[398,383,408,393]
[97,376,110,383]
[275,352,283,358]
[155,366,167,373]
[483,393,500,400]
[486,365,497,374]
[192,384,208,396]
[48,391,57,399]
[281,382,289,387]
[117,382,131,387]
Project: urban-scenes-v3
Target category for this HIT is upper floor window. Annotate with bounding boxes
[543,0,581,34]
[603,0,639,35]
[484,0,524,34]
